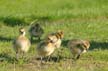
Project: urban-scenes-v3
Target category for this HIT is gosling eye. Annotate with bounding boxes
[48,37,50,40]
[50,40,53,43]
[20,31,24,34]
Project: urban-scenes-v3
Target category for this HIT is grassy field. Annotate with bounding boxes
[0,0,108,71]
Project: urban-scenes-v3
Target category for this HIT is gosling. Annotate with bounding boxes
[13,28,31,59]
[46,30,64,61]
[29,23,44,42]
[37,38,56,63]
[67,39,90,60]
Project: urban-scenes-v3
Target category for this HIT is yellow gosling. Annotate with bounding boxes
[13,28,31,59]
[37,39,56,63]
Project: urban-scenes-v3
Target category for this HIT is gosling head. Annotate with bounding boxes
[19,27,26,36]
[47,35,58,43]
[46,30,64,43]
[83,40,90,50]
[82,40,90,53]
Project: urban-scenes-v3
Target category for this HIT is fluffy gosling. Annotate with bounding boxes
[37,38,56,63]
[46,30,64,61]
[13,28,31,59]
[67,39,90,60]
[29,23,44,42]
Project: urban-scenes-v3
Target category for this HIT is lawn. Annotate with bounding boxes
[0,0,108,71]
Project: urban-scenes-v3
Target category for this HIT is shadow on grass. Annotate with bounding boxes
[30,38,44,44]
[62,39,108,50]
[3,17,26,27]
[0,36,13,42]
[0,53,16,63]
[35,16,51,21]
[0,16,51,27]
[90,40,108,50]
[36,56,64,62]
[62,39,69,47]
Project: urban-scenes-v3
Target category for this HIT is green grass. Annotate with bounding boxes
[0,0,108,71]
[0,0,108,25]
